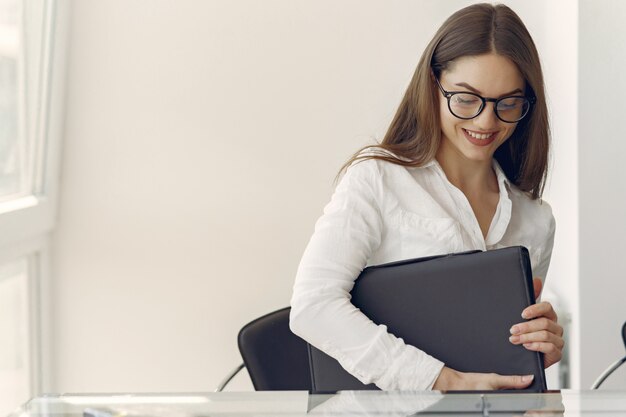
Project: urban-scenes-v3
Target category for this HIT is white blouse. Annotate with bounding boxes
[289,157,556,391]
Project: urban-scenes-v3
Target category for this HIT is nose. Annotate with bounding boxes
[473,102,499,131]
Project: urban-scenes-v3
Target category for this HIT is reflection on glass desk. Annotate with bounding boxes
[9,390,626,417]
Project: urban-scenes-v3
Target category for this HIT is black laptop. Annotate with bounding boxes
[308,246,547,393]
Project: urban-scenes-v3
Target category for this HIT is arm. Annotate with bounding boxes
[289,160,444,390]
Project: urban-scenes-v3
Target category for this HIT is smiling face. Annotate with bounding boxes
[437,53,526,165]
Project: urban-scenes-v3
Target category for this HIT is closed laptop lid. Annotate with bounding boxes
[308,246,547,393]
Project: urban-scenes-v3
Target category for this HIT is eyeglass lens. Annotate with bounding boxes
[449,93,530,122]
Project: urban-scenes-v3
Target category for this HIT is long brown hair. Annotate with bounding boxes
[339,3,549,199]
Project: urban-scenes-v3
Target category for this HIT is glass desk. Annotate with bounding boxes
[9,390,626,417]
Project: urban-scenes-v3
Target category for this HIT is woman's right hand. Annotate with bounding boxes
[432,366,535,390]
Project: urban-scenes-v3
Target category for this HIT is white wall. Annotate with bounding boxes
[579,0,626,389]
[52,0,579,392]
[539,0,579,389]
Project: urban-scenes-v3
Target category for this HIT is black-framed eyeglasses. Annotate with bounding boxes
[434,77,535,123]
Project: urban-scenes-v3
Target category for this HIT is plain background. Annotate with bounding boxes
[48,0,624,392]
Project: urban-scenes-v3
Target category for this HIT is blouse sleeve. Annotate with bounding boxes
[289,160,444,390]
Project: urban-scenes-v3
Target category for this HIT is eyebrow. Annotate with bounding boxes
[454,82,523,97]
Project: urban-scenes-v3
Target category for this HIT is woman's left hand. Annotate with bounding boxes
[508,278,564,369]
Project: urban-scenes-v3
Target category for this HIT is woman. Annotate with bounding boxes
[290,3,563,391]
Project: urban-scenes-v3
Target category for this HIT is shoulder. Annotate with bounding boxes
[341,150,405,185]
[343,148,428,182]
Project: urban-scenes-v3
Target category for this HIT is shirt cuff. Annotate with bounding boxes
[375,345,445,391]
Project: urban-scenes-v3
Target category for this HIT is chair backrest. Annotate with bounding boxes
[238,307,312,391]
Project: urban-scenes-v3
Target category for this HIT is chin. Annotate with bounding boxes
[461,150,496,163]
[458,135,502,162]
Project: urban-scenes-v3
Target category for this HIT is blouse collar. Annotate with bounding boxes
[424,158,512,247]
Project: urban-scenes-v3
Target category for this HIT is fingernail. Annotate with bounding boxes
[510,325,520,335]
[522,375,535,383]
[509,335,520,343]
[523,343,534,348]
[521,310,530,319]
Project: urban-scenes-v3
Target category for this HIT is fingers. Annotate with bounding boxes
[522,341,563,368]
[509,329,565,349]
[492,373,535,390]
[522,341,562,355]
[522,301,558,322]
[511,317,564,338]
[510,316,564,353]
[510,312,564,369]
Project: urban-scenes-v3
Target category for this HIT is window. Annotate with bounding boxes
[0,0,65,413]
[0,257,31,415]
[0,0,22,201]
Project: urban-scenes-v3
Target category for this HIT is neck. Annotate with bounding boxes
[435,145,498,196]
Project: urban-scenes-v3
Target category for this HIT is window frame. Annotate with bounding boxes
[0,0,68,397]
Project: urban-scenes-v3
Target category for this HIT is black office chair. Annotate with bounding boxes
[591,320,626,389]
[215,307,312,391]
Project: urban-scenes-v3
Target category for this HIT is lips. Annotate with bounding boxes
[462,128,497,146]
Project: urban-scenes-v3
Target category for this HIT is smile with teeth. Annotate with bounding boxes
[463,129,496,140]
